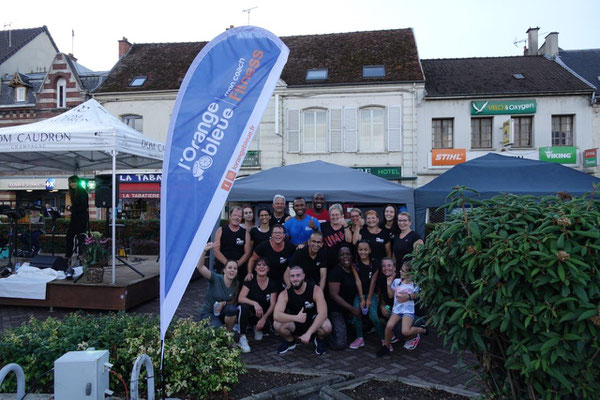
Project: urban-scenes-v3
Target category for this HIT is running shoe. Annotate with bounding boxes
[254,327,264,341]
[349,337,365,349]
[404,334,421,350]
[238,336,251,353]
[277,340,296,354]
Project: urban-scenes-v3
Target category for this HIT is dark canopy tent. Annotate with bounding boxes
[228,160,415,220]
[415,153,600,236]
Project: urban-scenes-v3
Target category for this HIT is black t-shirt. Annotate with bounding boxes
[215,225,247,270]
[327,264,357,313]
[322,222,349,268]
[286,282,317,319]
[269,212,290,227]
[250,226,271,252]
[242,276,280,311]
[392,230,422,263]
[289,246,327,286]
[254,240,296,285]
[354,259,378,296]
[359,227,390,263]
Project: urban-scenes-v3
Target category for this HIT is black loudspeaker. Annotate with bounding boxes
[30,255,68,271]
[95,174,114,208]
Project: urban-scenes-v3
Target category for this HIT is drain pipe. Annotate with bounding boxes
[130,354,155,400]
[0,363,25,399]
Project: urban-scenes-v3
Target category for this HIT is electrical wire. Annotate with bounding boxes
[18,367,54,400]
[109,369,129,400]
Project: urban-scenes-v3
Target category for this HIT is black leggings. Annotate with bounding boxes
[239,303,271,334]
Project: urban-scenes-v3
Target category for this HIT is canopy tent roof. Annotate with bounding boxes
[228,160,414,216]
[414,153,600,235]
[0,99,164,173]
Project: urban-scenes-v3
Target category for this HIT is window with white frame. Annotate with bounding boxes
[471,117,492,148]
[16,87,26,102]
[552,115,573,146]
[359,107,385,152]
[287,105,401,153]
[122,114,143,132]
[513,116,533,147]
[56,78,66,108]
[303,109,328,153]
[432,118,453,149]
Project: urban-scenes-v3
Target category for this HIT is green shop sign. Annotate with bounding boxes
[352,166,402,180]
[539,147,577,164]
[471,100,536,115]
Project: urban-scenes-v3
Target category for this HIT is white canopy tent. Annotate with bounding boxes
[0,99,164,283]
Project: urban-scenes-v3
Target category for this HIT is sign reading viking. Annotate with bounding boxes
[539,146,577,164]
[160,27,289,340]
[471,100,536,115]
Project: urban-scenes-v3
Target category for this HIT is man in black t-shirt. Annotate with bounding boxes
[286,231,327,288]
[273,265,331,355]
[270,194,290,227]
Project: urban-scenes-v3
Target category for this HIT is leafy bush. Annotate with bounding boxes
[412,187,600,400]
[0,312,245,398]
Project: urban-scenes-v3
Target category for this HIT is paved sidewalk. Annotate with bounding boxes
[1,277,483,394]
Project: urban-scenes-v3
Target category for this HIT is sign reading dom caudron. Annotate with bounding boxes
[431,149,466,166]
[471,100,536,115]
[539,147,577,164]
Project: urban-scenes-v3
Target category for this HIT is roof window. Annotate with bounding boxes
[306,69,328,81]
[129,76,147,87]
[363,65,385,78]
[513,73,525,80]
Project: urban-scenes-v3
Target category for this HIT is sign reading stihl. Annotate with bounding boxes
[431,149,467,166]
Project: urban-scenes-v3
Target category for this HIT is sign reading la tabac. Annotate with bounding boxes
[471,100,536,115]
[539,147,577,164]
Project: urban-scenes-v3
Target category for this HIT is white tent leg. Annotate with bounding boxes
[112,151,117,284]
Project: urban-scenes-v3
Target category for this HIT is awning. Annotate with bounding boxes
[119,182,160,199]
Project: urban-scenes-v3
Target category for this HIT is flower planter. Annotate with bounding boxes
[85,265,105,283]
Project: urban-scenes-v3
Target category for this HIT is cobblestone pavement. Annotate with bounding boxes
[0,277,483,394]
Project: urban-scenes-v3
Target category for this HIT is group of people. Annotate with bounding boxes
[198,193,426,357]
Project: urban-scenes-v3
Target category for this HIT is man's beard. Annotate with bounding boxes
[292,280,304,290]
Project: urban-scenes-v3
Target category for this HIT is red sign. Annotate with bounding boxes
[118,182,160,199]
[431,149,467,166]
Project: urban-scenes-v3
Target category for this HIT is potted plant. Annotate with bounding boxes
[82,231,109,283]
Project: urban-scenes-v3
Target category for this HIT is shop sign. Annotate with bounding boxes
[431,149,467,166]
[539,147,577,164]
[352,166,402,180]
[45,178,56,190]
[471,100,536,115]
[583,148,598,167]
[120,193,160,199]
[242,150,261,167]
[118,173,162,183]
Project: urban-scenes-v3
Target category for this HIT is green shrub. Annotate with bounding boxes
[412,187,600,400]
[0,312,245,398]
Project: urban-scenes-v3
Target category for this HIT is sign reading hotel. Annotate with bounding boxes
[431,149,467,166]
[471,100,536,115]
[352,166,402,180]
[583,148,598,167]
[539,146,577,164]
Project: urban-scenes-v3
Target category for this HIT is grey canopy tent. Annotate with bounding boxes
[414,153,600,236]
[0,99,164,283]
[228,160,415,219]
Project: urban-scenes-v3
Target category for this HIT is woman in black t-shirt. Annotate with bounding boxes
[237,258,280,353]
[379,204,399,238]
[392,212,424,265]
[250,208,272,252]
[321,203,352,268]
[327,245,359,350]
[369,257,398,342]
[353,210,391,263]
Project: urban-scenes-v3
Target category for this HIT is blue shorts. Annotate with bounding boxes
[393,312,416,320]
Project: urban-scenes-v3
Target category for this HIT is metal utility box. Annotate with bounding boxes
[54,350,110,400]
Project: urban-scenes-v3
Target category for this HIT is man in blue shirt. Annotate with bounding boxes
[284,197,320,246]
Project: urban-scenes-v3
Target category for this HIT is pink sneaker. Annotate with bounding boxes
[405,334,421,350]
[390,335,399,344]
[349,337,365,349]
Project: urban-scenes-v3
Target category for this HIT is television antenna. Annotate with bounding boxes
[3,22,13,47]
[243,6,258,25]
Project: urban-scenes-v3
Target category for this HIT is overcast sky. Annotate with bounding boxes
[3,0,599,71]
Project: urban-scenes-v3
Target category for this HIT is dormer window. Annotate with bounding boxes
[16,87,26,102]
[129,76,147,87]
[306,69,328,81]
[57,78,67,108]
[363,65,385,78]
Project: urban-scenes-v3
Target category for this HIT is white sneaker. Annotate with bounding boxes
[254,327,263,341]
[233,324,240,333]
[239,336,251,353]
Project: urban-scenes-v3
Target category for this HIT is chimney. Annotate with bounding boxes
[118,37,132,58]
[67,53,78,62]
[526,27,539,56]
[543,32,559,57]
